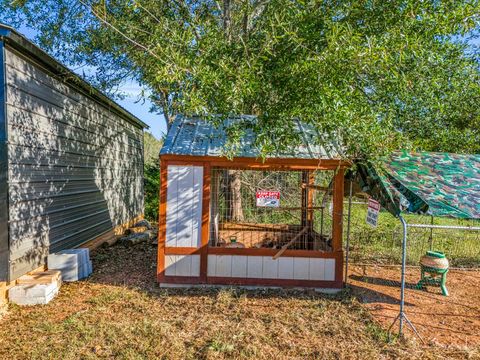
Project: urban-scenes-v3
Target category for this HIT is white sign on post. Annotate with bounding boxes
[366,198,380,227]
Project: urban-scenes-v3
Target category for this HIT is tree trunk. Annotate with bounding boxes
[226,169,244,222]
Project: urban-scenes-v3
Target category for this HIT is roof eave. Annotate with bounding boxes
[0,24,149,130]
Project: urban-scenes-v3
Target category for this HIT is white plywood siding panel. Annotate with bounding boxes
[293,258,310,280]
[175,166,192,247]
[278,257,294,279]
[165,255,177,276]
[190,255,201,277]
[165,255,201,277]
[166,165,203,247]
[191,166,203,247]
[246,256,263,278]
[231,256,248,278]
[324,259,335,281]
[174,255,191,276]
[207,255,216,277]
[166,166,179,247]
[215,255,232,277]
[262,257,279,279]
[308,258,325,281]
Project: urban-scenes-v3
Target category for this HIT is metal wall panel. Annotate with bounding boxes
[4,47,144,280]
[0,41,9,282]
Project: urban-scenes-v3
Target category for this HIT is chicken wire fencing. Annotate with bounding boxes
[344,200,480,269]
[209,168,337,252]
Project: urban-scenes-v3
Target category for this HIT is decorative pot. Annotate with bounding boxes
[420,251,449,270]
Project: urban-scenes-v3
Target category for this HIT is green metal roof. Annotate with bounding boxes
[160,115,343,159]
[357,151,480,219]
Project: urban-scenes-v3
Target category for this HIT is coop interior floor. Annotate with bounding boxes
[349,264,480,346]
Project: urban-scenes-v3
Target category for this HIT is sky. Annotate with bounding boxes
[17,26,167,139]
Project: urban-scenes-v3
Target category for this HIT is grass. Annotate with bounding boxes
[0,243,478,359]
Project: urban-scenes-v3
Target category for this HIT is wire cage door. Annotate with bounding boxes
[209,168,336,252]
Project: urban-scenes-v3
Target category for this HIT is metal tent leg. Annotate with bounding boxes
[388,215,425,344]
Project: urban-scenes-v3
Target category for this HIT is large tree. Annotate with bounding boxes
[2,0,479,159]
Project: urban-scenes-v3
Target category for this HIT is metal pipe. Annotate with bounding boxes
[344,180,353,285]
[407,223,480,231]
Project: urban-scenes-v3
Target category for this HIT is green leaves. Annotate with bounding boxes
[2,0,479,160]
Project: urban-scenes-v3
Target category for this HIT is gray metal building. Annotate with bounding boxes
[0,25,148,282]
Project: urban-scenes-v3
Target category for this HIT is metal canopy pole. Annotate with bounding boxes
[344,180,353,285]
[388,215,424,342]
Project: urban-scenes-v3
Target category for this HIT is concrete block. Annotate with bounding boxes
[48,249,92,281]
[9,282,59,306]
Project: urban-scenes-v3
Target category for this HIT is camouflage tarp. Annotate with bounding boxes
[356,151,480,219]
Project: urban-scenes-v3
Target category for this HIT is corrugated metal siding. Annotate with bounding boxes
[160,115,342,159]
[5,47,144,279]
[0,40,9,281]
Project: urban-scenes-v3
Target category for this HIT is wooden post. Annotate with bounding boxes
[157,158,168,282]
[199,162,211,283]
[331,168,344,252]
[301,171,308,228]
[307,171,315,230]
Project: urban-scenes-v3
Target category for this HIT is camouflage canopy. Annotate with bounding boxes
[356,151,480,219]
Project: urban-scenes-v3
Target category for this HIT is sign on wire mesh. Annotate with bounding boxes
[256,190,280,207]
[366,198,380,227]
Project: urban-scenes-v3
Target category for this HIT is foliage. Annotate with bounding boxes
[144,162,159,222]
[143,131,163,165]
[2,1,480,160]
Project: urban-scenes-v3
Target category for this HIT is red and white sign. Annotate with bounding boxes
[366,198,380,227]
[256,190,280,207]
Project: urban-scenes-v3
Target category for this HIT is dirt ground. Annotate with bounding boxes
[349,264,480,347]
[0,241,478,359]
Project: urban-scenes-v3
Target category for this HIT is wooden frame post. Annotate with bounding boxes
[199,162,211,283]
[157,158,168,282]
[332,168,344,252]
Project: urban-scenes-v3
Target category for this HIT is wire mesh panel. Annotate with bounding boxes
[345,200,480,268]
[209,168,335,252]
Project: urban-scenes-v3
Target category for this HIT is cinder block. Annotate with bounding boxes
[9,282,59,306]
[48,249,93,281]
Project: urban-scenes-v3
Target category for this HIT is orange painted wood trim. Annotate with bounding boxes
[307,171,315,226]
[207,247,339,258]
[159,276,203,284]
[199,162,211,282]
[160,154,351,170]
[157,159,168,282]
[164,247,203,255]
[332,168,345,252]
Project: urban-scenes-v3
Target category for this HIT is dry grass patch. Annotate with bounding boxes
[0,243,477,359]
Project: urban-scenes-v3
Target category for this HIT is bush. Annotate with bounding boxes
[144,163,159,222]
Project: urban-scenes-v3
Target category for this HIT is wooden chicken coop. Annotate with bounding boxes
[158,115,350,290]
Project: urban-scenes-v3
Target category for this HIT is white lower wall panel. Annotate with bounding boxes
[309,258,325,281]
[246,256,263,278]
[324,259,335,281]
[278,257,294,279]
[215,255,232,277]
[231,256,248,277]
[293,258,310,280]
[206,255,336,281]
[262,257,279,279]
[165,255,200,277]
